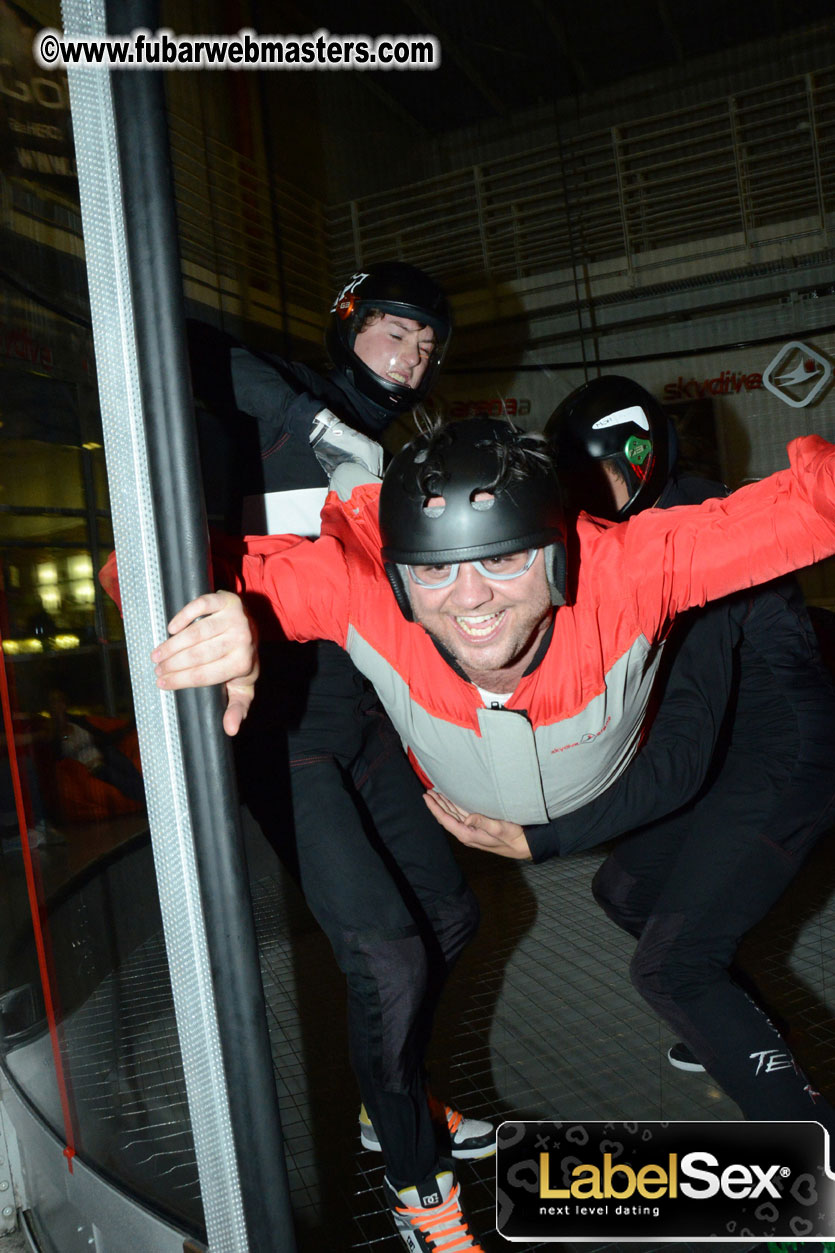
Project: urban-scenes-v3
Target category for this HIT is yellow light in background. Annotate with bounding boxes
[39,588,61,612]
[82,441,102,450]
[2,639,44,655]
[68,554,93,580]
[53,634,80,650]
[37,562,58,585]
[72,580,95,605]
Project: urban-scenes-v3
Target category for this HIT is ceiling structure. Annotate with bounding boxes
[280,0,835,134]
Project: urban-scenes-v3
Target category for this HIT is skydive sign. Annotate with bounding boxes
[662,371,763,399]
[496,1120,835,1240]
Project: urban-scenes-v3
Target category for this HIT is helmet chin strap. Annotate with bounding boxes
[387,563,414,621]
[330,364,402,433]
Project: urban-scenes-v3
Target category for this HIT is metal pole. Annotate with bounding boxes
[62,1,296,1247]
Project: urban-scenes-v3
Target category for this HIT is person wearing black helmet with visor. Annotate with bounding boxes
[551,374,674,519]
[536,375,835,1122]
[325,264,449,416]
[188,261,452,527]
[184,263,494,1252]
[157,412,835,1211]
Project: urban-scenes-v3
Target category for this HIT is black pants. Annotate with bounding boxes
[237,674,479,1187]
[592,754,835,1132]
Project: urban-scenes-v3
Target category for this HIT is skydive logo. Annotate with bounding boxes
[762,341,833,409]
[496,1121,835,1240]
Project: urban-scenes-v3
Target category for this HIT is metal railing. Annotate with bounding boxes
[6,65,835,331]
[326,66,835,293]
[168,112,332,322]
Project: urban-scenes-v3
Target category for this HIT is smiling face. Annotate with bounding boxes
[352,312,436,391]
[407,548,554,692]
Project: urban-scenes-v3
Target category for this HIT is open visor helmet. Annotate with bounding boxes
[379,417,566,620]
[325,261,452,414]
[545,375,672,520]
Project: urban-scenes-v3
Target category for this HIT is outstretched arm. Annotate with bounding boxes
[189,319,382,483]
[619,436,835,631]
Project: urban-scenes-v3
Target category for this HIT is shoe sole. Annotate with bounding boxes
[361,1128,496,1161]
[667,1049,705,1073]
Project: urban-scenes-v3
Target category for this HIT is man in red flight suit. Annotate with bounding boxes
[156,417,835,827]
[152,416,835,1213]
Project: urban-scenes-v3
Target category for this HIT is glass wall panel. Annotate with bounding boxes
[0,352,204,1237]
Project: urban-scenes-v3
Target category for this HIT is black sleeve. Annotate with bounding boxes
[229,346,322,445]
[525,602,738,861]
[186,319,322,448]
[186,318,238,412]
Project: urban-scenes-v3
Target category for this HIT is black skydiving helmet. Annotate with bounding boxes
[545,375,671,520]
[379,417,566,622]
[325,262,452,414]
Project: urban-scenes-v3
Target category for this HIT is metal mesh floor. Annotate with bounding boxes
[31,827,835,1250]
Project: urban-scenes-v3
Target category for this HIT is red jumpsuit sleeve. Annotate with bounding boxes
[608,435,835,637]
[230,480,383,647]
[222,532,353,647]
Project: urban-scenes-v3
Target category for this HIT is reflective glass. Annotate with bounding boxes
[0,381,202,1235]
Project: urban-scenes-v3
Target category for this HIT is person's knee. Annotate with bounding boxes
[630,916,716,1011]
[591,861,614,911]
[630,943,669,1009]
[343,929,431,1090]
[342,927,430,1002]
[429,882,480,966]
[592,856,631,927]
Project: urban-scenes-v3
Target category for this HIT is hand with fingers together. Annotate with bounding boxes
[151,589,259,737]
[423,790,533,859]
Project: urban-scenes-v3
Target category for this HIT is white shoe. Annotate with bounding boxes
[383,1169,484,1252]
[667,1041,705,1072]
[359,1098,495,1160]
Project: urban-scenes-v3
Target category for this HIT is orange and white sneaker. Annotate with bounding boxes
[383,1169,485,1252]
[359,1098,495,1161]
[427,1093,496,1161]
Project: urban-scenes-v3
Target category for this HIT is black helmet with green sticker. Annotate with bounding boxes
[545,375,673,519]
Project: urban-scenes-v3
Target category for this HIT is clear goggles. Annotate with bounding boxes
[407,548,538,589]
